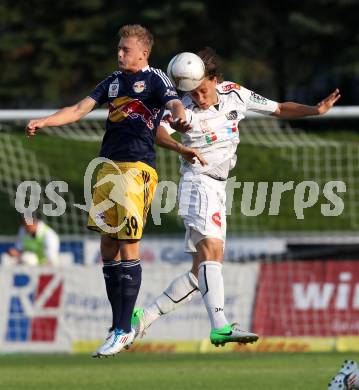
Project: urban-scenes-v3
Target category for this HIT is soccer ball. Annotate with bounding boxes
[167,52,205,92]
[20,252,39,266]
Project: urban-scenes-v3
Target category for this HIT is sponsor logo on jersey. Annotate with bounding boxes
[133,80,146,93]
[205,132,217,145]
[109,78,119,97]
[221,83,241,93]
[212,211,221,227]
[225,110,238,120]
[109,97,160,129]
[227,122,237,135]
[6,273,63,342]
[164,88,177,97]
[250,91,267,105]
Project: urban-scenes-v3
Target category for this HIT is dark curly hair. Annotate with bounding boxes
[197,47,224,83]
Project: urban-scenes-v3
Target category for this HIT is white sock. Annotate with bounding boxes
[198,261,228,329]
[144,271,198,325]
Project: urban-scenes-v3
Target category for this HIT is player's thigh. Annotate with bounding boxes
[180,175,226,256]
[87,163,120,235]
[88,162,158,240]
[101,234,121,260]
[180,175,225,232]
[116,165,158,240]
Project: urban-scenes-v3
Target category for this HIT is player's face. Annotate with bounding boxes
[190,78,218,110]
[23,222,37,235]
[118,37,148,73]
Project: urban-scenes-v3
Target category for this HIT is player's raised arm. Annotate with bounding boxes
[272,88,341,119]
[25,96,97,137]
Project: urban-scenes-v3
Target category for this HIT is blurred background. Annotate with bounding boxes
[1,0,359,107]
[0,1,359,389]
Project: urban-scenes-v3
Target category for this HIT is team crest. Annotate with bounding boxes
[94,211,106,227]
[199,119,211,133]
[133,81,146,93]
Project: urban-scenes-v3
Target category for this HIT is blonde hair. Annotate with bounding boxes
[119,24,154,55]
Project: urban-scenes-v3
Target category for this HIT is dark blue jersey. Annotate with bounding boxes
[89,66,179,168]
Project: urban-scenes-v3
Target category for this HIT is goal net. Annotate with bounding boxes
[0,108,359,349]
[1,109,358,239]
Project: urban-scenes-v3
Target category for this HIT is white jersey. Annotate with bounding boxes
[161,81,278,179]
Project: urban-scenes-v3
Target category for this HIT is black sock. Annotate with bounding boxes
[102,260,122,330]
[118,260,142,332]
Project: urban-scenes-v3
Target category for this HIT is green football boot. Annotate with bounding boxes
[210,323,259,347]
[131,307,149,339]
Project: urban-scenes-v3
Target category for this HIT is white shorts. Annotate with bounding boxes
[178,173,227,253]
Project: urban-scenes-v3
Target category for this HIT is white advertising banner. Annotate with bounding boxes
[0,263,259,352]
[83,236,286,265]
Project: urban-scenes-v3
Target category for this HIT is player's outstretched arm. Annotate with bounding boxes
[155,125,206,166]
[272,88,341,119]
[26,97,97,137]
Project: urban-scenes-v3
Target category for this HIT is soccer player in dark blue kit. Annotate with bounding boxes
[26,24,202,356]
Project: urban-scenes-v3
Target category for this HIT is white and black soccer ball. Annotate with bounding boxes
[167,52,205,92]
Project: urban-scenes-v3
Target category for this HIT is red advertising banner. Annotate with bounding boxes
[252,260,359,336]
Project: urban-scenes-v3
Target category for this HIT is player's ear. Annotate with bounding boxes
[143,48,149,60]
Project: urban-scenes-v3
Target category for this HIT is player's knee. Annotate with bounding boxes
[195,237,224,261]
[119,239,140,260]
[101,235,121,260]
[190,266,199,278]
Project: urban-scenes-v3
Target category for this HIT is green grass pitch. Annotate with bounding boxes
[1,352,359,390]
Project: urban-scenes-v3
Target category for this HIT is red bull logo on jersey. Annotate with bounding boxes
[6,273,63,342]
[109,97,160,129]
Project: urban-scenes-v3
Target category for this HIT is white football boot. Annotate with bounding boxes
[92,328,135,357]
[92,329,114,358]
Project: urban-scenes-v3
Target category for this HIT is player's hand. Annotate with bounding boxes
[317,88,341,115]
[25,118,47,137]
[347,371,358,388]
[170,118,192,133]
[7,248,20,257]
[178,144,207,166]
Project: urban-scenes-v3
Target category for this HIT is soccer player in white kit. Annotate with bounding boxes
[132,48,341,346]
